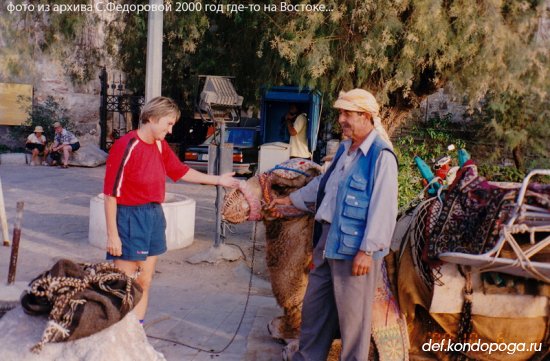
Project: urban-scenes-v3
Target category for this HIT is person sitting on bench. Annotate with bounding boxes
[25,126,48,166]
[50,121,80,168]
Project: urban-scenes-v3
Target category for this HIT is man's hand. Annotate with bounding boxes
[285,115,298,136]
[107,235,122,257]
[264,196,292,218]
[218,172,240,188]
[266,196,292,209]
[351,251,372,276]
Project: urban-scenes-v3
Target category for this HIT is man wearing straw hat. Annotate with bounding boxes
[25,126,49,166]
[269,89,398,361]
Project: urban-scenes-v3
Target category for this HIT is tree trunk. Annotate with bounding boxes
[381,106,414,138]
[512,145,524,170]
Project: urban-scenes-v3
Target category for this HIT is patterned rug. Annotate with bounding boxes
[427,162,515,259]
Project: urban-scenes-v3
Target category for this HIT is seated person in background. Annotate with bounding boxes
[284,104,311,159]
[50,121,80,168]
[26,126,48,166]
[279,113,290,143]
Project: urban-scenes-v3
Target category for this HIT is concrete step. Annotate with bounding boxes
[0,153,28,165]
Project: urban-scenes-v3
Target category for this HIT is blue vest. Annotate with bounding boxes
[313,135,396,260]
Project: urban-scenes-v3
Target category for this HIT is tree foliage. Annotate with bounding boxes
[107,1,548,154]
[259,0,549,132]
[107,1,279,112]
[1,0,548,166]
[473,91,550,169]
[9,96,73,144]
[108,1,210,101]
[0,0,102,84]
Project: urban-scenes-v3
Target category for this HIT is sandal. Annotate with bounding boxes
[61,164,69,169]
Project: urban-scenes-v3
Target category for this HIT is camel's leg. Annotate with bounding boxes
[281,303,302,339]
[268,303,302,342]
[265,217,312,342]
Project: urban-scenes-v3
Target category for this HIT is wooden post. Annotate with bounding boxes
[7,202,24,285]
[0,177,9,246]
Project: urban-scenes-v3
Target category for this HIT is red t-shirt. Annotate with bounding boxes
[103,131,189,205]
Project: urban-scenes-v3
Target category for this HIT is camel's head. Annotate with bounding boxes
[222,158,322,224]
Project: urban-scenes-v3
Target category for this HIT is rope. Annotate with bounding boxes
[146,221,260,354]
[454,266,473,361]
[407,197,440,289]
[258,173,273,205]
[269,165,310,177]
[29,262,136,353]
[480,224,550,283]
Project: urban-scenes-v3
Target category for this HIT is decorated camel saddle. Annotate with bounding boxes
[396,161,549,360]
[434,165,550,282]
[417,162,550,281]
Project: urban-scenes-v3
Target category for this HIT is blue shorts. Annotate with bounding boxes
[70,142,80,152]
[106,203,167,261]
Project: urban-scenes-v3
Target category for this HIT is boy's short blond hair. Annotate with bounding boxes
[140,96,181,124]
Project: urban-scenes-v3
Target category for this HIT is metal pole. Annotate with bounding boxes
[0,177,9,247]
[214,121,226,247]
[99,67,108,151]
[7,202,24,285]
[145,0,163,102]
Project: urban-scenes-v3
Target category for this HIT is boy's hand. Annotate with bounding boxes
[106,235,122,256]
[218,172,240,188]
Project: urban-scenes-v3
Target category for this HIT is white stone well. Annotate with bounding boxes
[88,193,196,251]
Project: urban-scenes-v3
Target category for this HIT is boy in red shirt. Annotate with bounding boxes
[103,96,239,323]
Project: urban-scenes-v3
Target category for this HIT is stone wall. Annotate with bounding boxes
[33,58,102,145]
[417,88,471,123]
[0,10,120,149]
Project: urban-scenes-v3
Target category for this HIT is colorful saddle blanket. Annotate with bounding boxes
[426,161,550,260]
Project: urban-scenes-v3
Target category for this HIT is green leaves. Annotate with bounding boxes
[477,91,550,169]
[394,112,468,209]
[9,96,73,145]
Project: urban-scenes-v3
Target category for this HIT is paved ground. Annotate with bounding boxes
[0,163,284,361]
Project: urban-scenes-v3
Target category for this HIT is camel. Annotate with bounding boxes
[222,159,549,360]
[222,158,408,361]
[223,158,321,340]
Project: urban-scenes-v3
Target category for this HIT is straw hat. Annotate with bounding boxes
[34,126,44,133]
